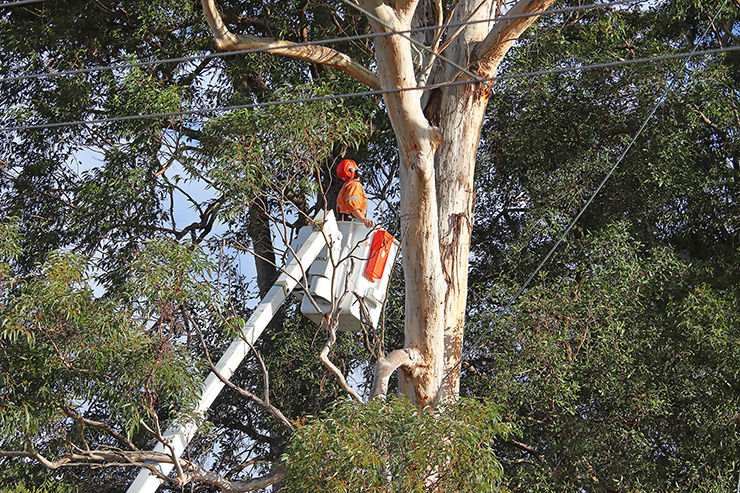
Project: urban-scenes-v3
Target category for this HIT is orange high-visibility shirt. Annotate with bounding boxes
[336,180,367,217]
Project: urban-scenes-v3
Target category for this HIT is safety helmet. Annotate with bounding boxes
[337,159,357,182]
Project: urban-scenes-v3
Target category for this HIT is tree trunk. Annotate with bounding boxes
[363,0,493,405]
[363,0,553,405]
[424,1,503,400]
[361,0,448,407]
[430,86,489,400]
[248,198,278,298]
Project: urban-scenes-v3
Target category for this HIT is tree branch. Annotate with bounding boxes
[471,0,558,77]
[319,317,364,402]
[201,0,380,89]
[674,95,730,143]
[371,347,424,399]
[181,460,285,493]
[61,406,139,451]
[508,439,544,461]
[193,314,295,432]
[0,447,284,493]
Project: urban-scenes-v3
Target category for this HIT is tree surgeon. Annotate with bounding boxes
[336,158,375,229]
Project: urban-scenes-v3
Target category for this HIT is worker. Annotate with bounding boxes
[336,158,375,229]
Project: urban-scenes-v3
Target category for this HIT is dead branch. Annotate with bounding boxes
[193,318,295,432]
[61,406,139,451]
[0,447,283,493]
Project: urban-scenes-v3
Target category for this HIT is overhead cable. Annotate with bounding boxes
[338,0,490,87]
[0,0,644,85]
[0,0,44,6]
[438,0,733,395]
[0,45,735,133]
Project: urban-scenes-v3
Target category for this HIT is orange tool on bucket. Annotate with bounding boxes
[365,230,394,282]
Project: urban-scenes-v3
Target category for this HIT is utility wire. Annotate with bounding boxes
[339,0,490,87]
[438,0,732,396]
[0,0,44,6]
[0,45,736,133]
[0,0,643,85]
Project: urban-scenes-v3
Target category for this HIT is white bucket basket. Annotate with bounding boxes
[292,218,399,331]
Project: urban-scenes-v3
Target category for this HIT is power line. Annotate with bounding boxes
[0,0,644,85]
[0,0,44,6]
[339,0,490,88]
[501,45,738,81]
[439,0,732,396]
[0,45,735,133]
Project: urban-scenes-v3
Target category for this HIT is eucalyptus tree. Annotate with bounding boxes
[0,0,549,486]
[200,0,561,406]
[0,1,375,491]
[2,1,565,488]
[3,0,738,491]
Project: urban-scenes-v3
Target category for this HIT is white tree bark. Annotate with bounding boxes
[371,347,424,399]
[358,0,557,405]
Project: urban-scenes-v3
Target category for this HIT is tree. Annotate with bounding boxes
[460,1,740,489]
[282,396,510,492]
[200,0,559,406]
[1,2,378,489]
[1,0,738,491]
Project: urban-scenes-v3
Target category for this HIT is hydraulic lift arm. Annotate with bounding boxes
[126,212,340,493]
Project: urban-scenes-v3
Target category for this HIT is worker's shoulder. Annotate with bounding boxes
[343,180,364,192]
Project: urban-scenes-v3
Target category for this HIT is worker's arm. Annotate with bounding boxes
[351,208,375,229]
[343,181,375,228]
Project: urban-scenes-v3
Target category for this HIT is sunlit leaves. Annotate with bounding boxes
[283,397,510,493]
[198,82,372,219]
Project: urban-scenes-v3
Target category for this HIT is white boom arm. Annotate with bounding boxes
[127,212,340,493]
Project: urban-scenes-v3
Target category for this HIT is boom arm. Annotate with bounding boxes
[127,212,340,493]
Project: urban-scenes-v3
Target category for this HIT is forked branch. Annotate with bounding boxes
[194,320,295,432]
[320,315,364,402]
[471,0,558,76]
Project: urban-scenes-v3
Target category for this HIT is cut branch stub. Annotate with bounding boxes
[371,348,424,400]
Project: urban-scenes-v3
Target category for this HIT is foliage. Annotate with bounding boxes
[0,220,216,490]
[0,1,380,486]
[196,82,373,221]
[467,224,739,491]
[0,481,79,493]
[460,0,740,490]
[0,0,738,491]
[282,396,510,492]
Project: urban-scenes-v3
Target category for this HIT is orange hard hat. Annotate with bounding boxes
[337,159,357,182]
